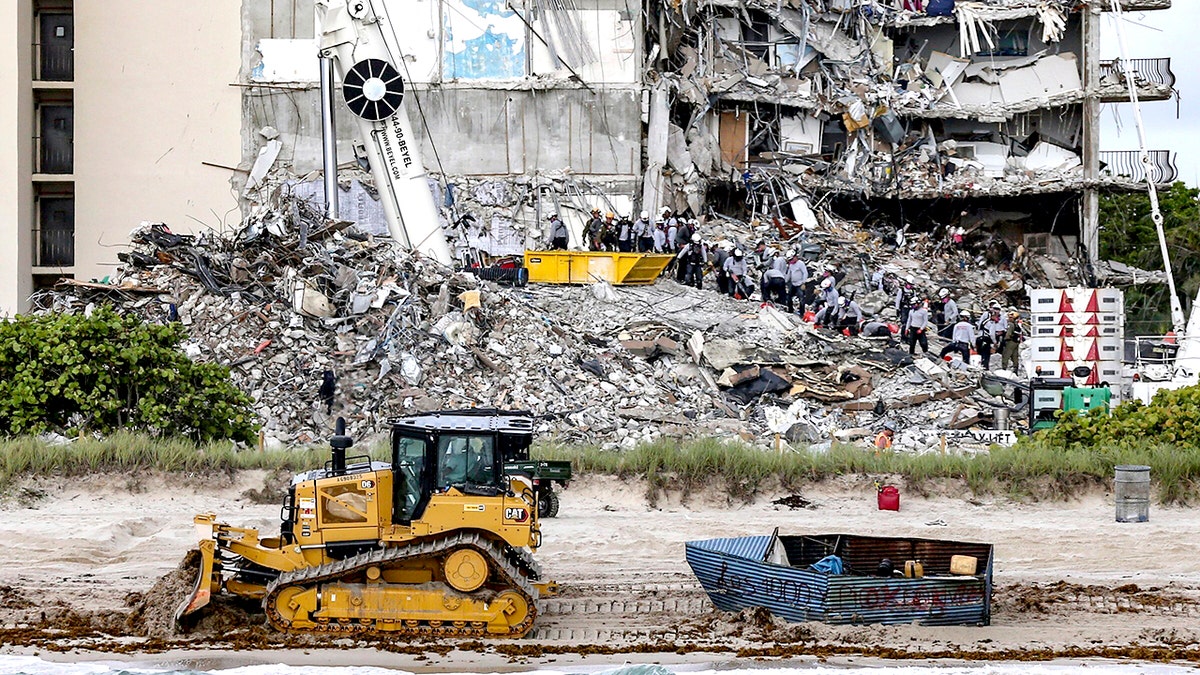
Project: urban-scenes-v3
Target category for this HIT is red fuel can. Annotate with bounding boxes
[877,485,900,511]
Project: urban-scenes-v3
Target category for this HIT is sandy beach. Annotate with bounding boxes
[0,470,1196,667]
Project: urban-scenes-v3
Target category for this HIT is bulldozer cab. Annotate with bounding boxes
[390,409,535,524]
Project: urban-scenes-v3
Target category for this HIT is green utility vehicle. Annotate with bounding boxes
[504,458,572,518]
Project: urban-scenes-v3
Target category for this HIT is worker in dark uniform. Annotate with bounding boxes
[678,234,707,289]
[585,209,604,251]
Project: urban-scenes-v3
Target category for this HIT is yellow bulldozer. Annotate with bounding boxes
[176,410,556,638]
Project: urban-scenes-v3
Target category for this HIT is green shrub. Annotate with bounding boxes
[0,308,258,443]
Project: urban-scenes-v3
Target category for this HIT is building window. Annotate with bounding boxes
[36,196,74,267]
[38,103,73,174]
[38,12,73,81]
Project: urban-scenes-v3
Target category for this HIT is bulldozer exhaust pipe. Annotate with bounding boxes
[330,417,353,476]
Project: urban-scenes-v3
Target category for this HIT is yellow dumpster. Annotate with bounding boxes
[523,251,674,285]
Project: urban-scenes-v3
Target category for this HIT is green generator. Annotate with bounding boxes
[1028,377,1112,432]
[1062,387,1111,415]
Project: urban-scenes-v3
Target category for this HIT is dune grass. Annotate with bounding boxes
[0,433,1195,505]
[0,432,332,489]
[534,437,1200,504]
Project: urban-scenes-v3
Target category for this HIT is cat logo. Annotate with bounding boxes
[504,507,529,522]
[360,479,375,489]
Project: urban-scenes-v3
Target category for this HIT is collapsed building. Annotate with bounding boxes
[239,0,1177,267]
[644,0,1176,270]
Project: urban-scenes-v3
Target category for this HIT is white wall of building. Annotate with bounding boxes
[72,0,243,282]
[0,0,34,317]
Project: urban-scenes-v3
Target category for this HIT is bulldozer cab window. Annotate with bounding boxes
[436,434,497,489]
[499,432,532,462]
[393,435,427,523]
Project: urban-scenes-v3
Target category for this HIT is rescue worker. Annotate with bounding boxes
[675,218,693,252]
[861,320,893,339]
[977,307,1005,370]
[585,209,604,251]
[666,215,679,251]
[752,240,771,268]
[600,212,618,251]
[874,421,896,450]
[724,248,752,299]
[763,249,788,306]
[813,276,839,315]
[814,294,857,330]
[1000,310,1025,373]
[548,213,569,250]
[711,243,731,294]
[906,298,930,355]
[834,296,863,335]
[633,211,652,252]
[652,221,667,253]
[678,234,707,289]
[895,275,916,333]
[936,288,959,338]
[658,208,675,251]
[617,213,635,252]
[939,309,974,363]
[784,250,809,313]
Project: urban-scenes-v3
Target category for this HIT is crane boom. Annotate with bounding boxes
[1107,0,1184,332]
[316,0,453,266]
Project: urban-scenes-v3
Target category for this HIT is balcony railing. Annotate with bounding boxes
[1098,58,1176,89]
[1099,150,1178,185]
[33,227,75,267]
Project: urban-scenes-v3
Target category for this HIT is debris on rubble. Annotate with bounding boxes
[27,144,1151,456]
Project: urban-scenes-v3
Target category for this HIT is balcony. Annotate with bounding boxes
[1098,58,1175,103]
[34,194,74,267]
[33,227,75,267]
[1099,150,1178,186]
[35,12,73,82]
[1100,0,1170,10]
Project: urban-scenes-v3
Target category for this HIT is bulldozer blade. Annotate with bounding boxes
[174,538,217,626]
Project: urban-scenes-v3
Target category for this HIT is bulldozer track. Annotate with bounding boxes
[262,532,540,638]
[539,597,711,616]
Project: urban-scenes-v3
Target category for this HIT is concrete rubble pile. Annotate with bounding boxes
[30,179,1087,454]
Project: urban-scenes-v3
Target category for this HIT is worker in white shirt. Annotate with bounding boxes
[939,310,975,363]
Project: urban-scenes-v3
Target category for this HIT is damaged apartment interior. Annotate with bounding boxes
[240,0,1176,266]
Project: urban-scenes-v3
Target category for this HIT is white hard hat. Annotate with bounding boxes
[960,310,971,320]
[662,206,671,214]
[938,287,949,298]
[640,210,649,220]
[905,274,915,284]
[787,249,798,258]
[733,248,744,258]
[839,296,849,307]
[691,233,701,243]
[821,277,833,289]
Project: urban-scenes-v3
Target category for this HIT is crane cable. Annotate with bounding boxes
[1107,0,1185,331]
